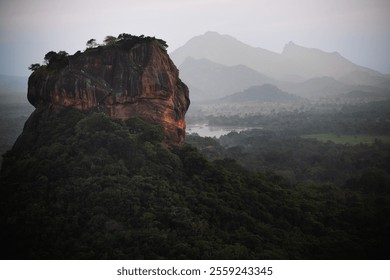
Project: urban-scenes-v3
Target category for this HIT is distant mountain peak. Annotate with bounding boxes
[204,31,221,36]
[203,31,236,39]
[282,41,318,54]
[221,84,303,103]
[284,41,296,48]
[188,31,251,48]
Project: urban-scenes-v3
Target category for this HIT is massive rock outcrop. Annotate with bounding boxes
[27,36,190,144]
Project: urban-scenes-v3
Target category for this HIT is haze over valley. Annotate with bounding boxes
[165,32,390,129]
[1,31,390,152]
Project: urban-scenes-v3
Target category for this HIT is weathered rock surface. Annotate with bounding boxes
[27,41,190,144]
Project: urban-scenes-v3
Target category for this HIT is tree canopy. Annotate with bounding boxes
[1,107,388,259]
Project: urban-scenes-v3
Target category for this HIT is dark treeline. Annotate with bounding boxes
[28,33,169,74]
[207,100,390,135]
[187,130,390,186]
[1,107,389,259]
[188,100,390,186]
[0,103,33,166]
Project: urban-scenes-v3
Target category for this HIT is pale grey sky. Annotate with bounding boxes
[1,0,389,76]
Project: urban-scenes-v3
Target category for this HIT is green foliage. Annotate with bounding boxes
[125,117,164,143]
[0,107,389,259]
[28,50,69,73]
[189,100,390,187]
[207,100,390,136]
[28,63,41,71]
[88,33,168,52]
[188,129,390,186]
[29,33,169,72]
[44,51,69,70]
[154,38,169,51]
[86,38,98,49]
[28,50,70,73]
[301,134,390,145]
[103,35,117,46]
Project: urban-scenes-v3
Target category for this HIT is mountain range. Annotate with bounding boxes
[179,57,275,101]
[219,84,303,104]
[170,31,390,102]
[1,32,390,104]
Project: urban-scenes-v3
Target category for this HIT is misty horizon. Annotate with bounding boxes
[1,30,389,78]
[1,0,390,77]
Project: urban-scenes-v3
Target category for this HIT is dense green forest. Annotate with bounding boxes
[0,103,33,164]
[187,130,390,186]
[1,106,389,259]
[206,100,390,135]
[187,100,390,186]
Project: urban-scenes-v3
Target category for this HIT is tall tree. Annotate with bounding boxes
[103,35,117,46]
[86,38,98,48]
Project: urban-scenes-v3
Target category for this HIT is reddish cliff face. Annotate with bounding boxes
[28,42,190,144]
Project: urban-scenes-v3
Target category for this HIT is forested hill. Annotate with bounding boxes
[220,84,303,103]
[0,107,388,259]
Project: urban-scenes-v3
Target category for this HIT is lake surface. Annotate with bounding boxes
[186,124,261,138]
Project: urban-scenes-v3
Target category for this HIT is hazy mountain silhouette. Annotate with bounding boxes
[339,70,390,88]
[171,31,299,82]
[171,31,389,84]
[276,76,390,98]
[179,57,275,101]
[281,42,381,79]
[219,84,303,103]
[278,76,351,97]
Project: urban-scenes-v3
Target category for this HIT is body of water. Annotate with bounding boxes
[186,124,261,138]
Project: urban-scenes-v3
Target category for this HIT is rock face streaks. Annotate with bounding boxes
[28,42,190,144]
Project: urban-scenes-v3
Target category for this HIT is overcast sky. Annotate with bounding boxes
[1,0,389,76]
